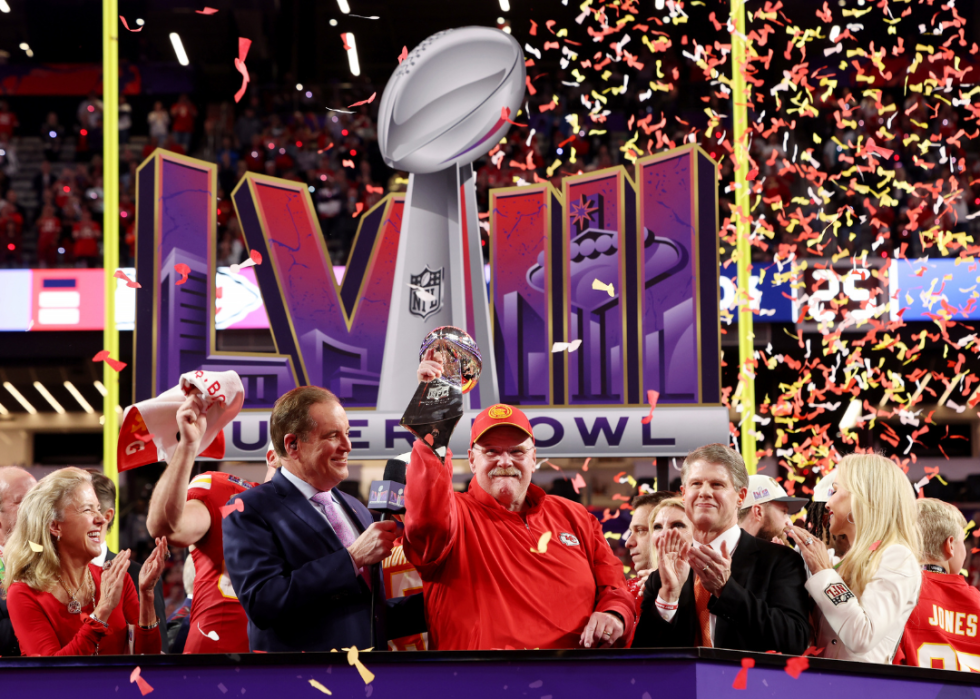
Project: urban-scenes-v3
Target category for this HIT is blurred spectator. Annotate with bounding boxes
[33,160,54,201]
[77,92,103,129]
[148,101,170,142]
[35,204,62,268]
[119,95,133,144]
[41,112,64,161]
[0,219,20,267]
[0,102,18,142]
[170,94,197,152]
[71,207,101,268]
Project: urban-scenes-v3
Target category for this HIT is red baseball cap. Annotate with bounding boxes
[470,404,534,446]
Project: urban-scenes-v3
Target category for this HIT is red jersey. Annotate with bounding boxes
[404,441,635,650]
[185,471,257,654]
[895,571,980,671]
[382,543,427,651]
[171,103,197,133]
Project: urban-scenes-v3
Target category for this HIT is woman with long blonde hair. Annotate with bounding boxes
[2,467,167,656]
[785,453,921,663]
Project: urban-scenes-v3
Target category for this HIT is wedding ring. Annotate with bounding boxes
[703,565,709,572]
[602,631,612,636]
[805,538,813,546]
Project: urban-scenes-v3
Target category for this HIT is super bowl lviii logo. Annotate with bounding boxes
[132,27,727,461]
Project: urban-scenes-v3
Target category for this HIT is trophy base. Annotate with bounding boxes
[401,378,463,453]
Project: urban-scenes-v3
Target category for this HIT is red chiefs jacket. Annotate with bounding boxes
[403,441,635,650]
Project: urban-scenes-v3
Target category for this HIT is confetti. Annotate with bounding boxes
[130,667,153,696]
[641,390,660,425]
[308,680,332,695]
[197,624,220,641]
[530,530,553,554]
[732,657,754,690]
[500,106,526,127]
[785,656,809,679]
[93,350,127,372]
[424,434,434,446]
[119,16,142,32]
[135,432,155,443]
[551,340,583,353]
[352,202,364,218]
[341,33,351,52]
[342,159,355,169]
[28,541,43,553]
[348,14,379,19]
[347,92,377,109]
[195,7,218,14]
[869,540,882,552]
[592,279,615,297]
[581,457,590,472]
[113,269,141,289]
[220,499,244,519]
[174,263,191,286]
[342,646,375,685]
[229,250,261,274]
[408,284,437,304]
[571,473,587,494]
[234,37,252,103]
[397,46,408,64]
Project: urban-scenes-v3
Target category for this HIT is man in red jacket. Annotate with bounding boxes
[403,357,635,650]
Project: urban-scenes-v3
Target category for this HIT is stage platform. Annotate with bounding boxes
[1,647,978,698]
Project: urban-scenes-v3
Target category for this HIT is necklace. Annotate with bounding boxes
[57,567,92,614]
[922,563,947,574]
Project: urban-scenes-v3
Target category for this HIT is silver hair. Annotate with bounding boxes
[681,444,749,492]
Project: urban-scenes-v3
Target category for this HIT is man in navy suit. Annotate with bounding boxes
[222,386,424,652]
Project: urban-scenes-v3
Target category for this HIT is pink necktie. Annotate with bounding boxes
[311,491,357,547]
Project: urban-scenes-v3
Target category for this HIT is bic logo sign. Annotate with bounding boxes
[134,146,726,460]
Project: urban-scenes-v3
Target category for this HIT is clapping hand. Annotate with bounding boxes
[139,537,168,593]
[657,529,691,603]
[688,540,732,596]
[785,525,833,574]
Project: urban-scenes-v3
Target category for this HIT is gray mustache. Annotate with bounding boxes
[489,467,520,478]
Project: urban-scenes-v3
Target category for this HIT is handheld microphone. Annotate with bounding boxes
[369,453,410,521]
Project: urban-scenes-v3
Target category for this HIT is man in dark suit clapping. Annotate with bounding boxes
[222,386,424,652]
[633,444,810,654]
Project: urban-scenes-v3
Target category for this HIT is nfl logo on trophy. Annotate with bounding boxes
[409,267,443,320]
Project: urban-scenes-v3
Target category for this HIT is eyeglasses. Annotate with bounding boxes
[472,445,532,462]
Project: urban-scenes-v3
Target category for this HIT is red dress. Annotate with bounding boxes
[6,564,161,656]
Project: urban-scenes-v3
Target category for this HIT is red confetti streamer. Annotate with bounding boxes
[366,185,383,195]
[424,434,434,446]
[234,37,252,103]
[641,389,661,425]
[732,658,754,690]
[582,457,590,472]
[130,667,154,696]
[249,249,262,265]
[220,498,245,519]
[869,540,882,551]
[341,33,351,51]
[501,107,526,127]
[119,16,142,32]
[342,159,355,169]
[113,269,141,289]
[92,350,127,372]
[529,20,538,36]
[397,46,408,63]
[135,433,155,444]
[803,646,825,656]
[174,263,191,286]
[785,656,809,679]
[352,202,364,218]
[571,473,587,494]
[195,7,218,14]
[347,92,377,109]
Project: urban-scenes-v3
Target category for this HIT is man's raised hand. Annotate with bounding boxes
[417,347,444,383]
[176,392,207,445]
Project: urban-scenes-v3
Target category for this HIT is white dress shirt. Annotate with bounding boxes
[656,524,742,644]
[806,544,921,663]
[91,540,109,568]
[279,466,360,574]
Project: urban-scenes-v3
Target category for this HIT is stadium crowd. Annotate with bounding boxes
[0,71,975,268]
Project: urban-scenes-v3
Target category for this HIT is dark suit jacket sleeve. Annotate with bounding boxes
[708,546,810,654]
[0,595,20,656]
[222,493,364,632]
[121,557,169,653]
[634,571,698,648]
[383,592,427,641]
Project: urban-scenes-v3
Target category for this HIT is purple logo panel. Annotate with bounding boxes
[233,175,402,406]
[639,149,711,404]
[564,170,630,405]
[490,185,558,406]
[134,152,297,407]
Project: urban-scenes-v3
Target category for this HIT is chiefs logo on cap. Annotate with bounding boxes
[488,404,513,419]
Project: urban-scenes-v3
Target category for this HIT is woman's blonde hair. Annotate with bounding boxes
[835,454,921,598]
[1,467,93,594]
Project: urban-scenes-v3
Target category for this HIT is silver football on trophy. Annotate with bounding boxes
[419,326,482,394]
